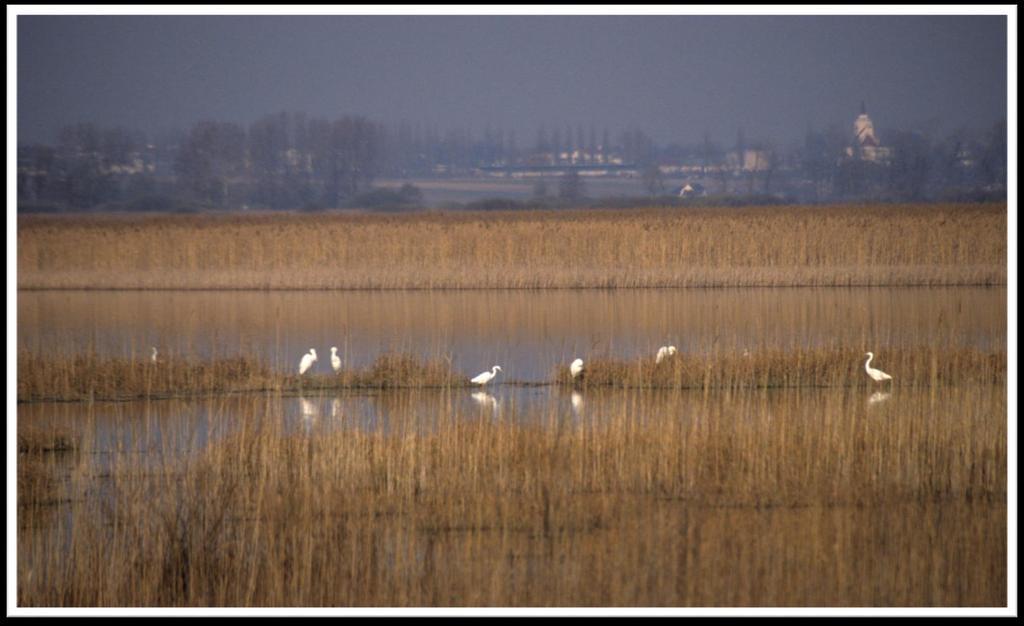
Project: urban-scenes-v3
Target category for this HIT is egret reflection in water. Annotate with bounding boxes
[571,391,584,417]
[471,391,499,412]
[868,391,892,406]
[299,396,319,418]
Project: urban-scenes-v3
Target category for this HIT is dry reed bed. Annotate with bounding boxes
[17,424,77,454]
[18,346,1006,403]
[555,347,1006,389]
[17,203,1007,289]
[16,352,465,402]
[17,353,275,403]
[18,386,1006,606]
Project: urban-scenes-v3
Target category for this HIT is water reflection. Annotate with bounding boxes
[299,396,319,418]
[18,383,1006,468]
[18,288,1006,381]
[471,391,499,412]
[867,391,892,406]
[570,391,584,418]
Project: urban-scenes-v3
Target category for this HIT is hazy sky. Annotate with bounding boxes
[16,14,1009,146]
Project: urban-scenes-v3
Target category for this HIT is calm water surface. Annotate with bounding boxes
[19,383,1005,462]
[18,287,1006,381]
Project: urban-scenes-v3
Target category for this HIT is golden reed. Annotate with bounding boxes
[17,347,1006,402]
[16,352,467,402]
[554,346,1006,389]
[17,203,1006,289]
[17,386,1006,606]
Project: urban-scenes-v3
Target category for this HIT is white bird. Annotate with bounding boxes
[299,348,318,375]
[864,352,893,383]
[150,347,159,363]
[570,358,584,379]
[470,365,502,386]
[330,346,342,373]
[655,345,678,364]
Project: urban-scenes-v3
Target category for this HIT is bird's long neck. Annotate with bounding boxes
[865,354,873,370]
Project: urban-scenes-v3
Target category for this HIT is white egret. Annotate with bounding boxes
[470,365,502,386]
[570,358,584,379]
[655,345,678,364]
[299,348,318,375]
[150,347,159,363]
[864,352,893,384]
[330,346,342,373]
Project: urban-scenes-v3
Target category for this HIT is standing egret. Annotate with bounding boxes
[330,346,342,373]
[470,365,502,386]
[299,348,318,375]
[570,358,584,379]
[150,347,159,364]
[655,345,678,364]
[864,352,893,384]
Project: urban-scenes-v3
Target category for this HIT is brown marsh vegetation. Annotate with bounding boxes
[15,203,1009,608]
[554,346,1006,390]
[17,385,1006,606]
[17,345,1005,403]
[17,203,1006,289]
[16,351,465,402]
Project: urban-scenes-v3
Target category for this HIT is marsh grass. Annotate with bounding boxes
[17,351,468,402]
[295,352,463,390]
[17,423,78,454]
[19,345,1005,403]
[554,347,1006,390]
[17,203,1007,289]
[17,385,1006,606]
[17,422,79,539]
[16,352,276,402]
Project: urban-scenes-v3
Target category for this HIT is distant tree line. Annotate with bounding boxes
[793,120,1007,202]
[16,112,1007,212]
[18,113,388,212]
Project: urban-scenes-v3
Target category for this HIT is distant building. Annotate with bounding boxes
[726,149,772,171]
[845,102,893,163]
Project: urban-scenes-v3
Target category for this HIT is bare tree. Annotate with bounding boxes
[558,169,584,200]
[176,120,245,206]
[642,163,666,196]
